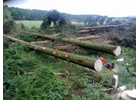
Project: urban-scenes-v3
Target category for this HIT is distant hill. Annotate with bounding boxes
[7,6,135,22]
[7,6,101,22]
[62,13,101,22]
[8,7,47,20]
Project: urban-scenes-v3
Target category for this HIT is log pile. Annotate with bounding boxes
[83,24,130,30]
[78,29,97,34]
[78,21,135,34]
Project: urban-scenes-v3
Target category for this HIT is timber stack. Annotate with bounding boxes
[78,21,135,34]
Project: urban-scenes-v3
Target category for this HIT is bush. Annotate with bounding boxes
[3,20,17,34]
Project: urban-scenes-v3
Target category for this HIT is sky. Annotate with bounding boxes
[3,0,136,17]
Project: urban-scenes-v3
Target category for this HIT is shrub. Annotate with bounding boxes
[3,20,17,34]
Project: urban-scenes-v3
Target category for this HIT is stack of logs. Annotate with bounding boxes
[78,21,135,34]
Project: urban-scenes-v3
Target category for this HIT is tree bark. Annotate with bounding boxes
[20,31,121,56]
[3,35,103,72]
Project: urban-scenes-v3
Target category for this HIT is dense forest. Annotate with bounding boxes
[8,6,47,20]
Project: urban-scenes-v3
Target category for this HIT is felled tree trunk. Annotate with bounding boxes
[20,31,121,56]
[4,35,103,72]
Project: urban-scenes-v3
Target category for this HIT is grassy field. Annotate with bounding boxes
[15,20,43,28]
[71,21,84,25]
[15,20,84,28]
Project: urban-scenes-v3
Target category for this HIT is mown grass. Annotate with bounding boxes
[15,20,43,28]
[15,20,84,29]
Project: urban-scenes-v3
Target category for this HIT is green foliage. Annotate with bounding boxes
[106,23,136,48]
[84,16,98,27]
[108,20,122,25]
[42,9,60,28]
[3,5,13,20]
[84,15,113,27]
[59,16,71,26]
[40,19,50,29]
[3,5,17,34]
[14,33,38,42]
[3,43,38,99]
[8,6,46,20]
[3,20,17,34]
[3,43,69,100]
[3,37,11,49]
[96,16,108,25]
[41,10,71,29]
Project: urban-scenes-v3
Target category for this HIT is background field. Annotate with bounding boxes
[15,20,43,28]
[15,20,85,28]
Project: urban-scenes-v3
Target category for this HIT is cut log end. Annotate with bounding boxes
[113,46,121,56]
[94,59,102,72]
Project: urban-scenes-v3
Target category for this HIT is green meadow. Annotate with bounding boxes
[15,20,43,28]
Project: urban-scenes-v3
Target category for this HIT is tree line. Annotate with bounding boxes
[7,6,101,22]
[8,6,47,20]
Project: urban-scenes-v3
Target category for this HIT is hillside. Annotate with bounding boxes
[3,5,136,100]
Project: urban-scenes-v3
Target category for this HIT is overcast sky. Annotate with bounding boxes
[3,0,136,17]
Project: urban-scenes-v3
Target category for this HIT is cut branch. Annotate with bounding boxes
[20,31,121,56]
[4,35,103,72]
[53,72,91,76]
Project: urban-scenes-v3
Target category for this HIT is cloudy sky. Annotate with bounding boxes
[3,0,136,17]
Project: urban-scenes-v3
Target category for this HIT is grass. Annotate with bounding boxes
[71,21,84,26]
[15,20,43,28]
[15,20,84,28]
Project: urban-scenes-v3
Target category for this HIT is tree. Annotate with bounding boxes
[41,10,70,29]
[41,10,61,29]
[96,16,107,25]
[45,10,60,25]
[84,16,98,27]
[3,5,17,34]
[59,15,71,26]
